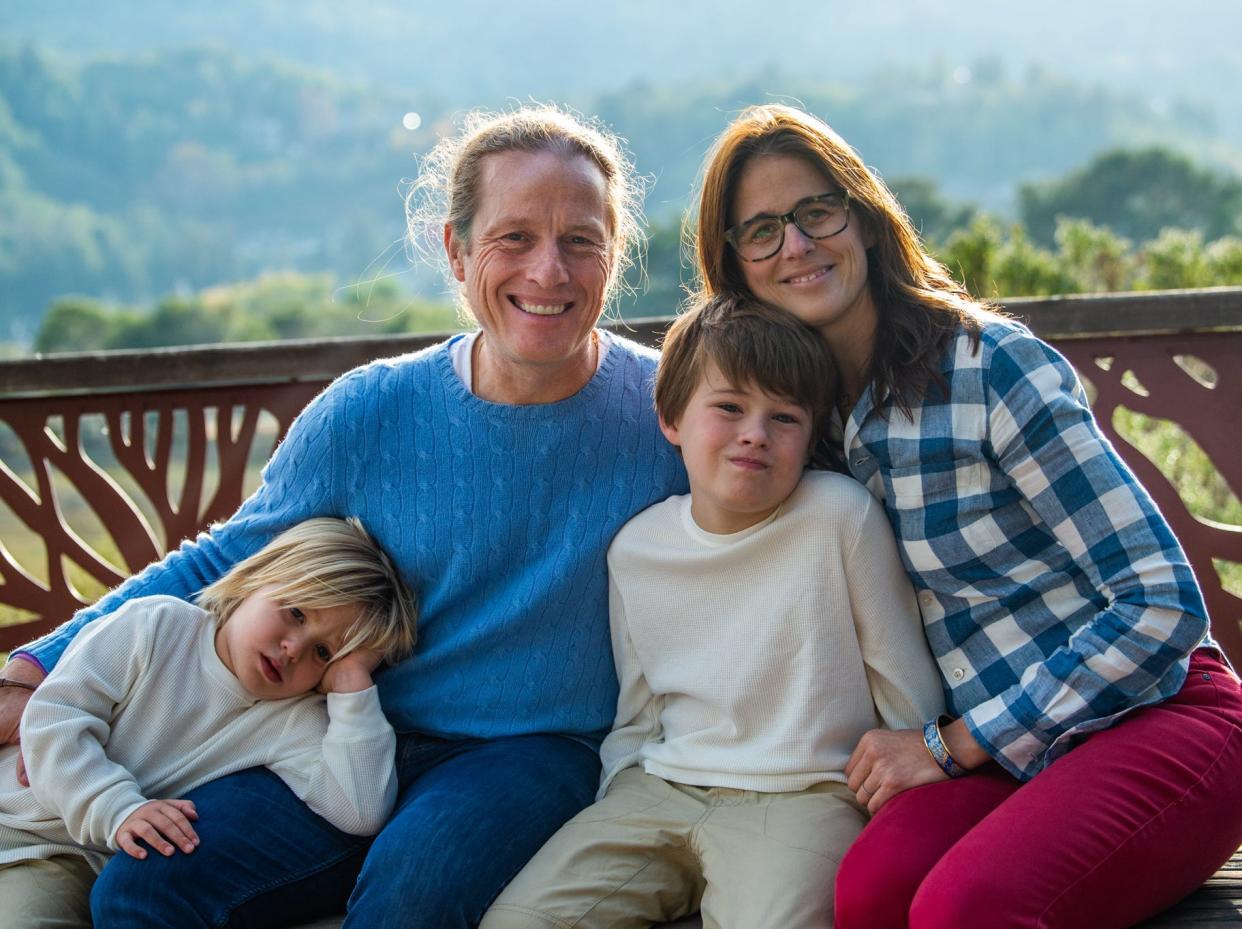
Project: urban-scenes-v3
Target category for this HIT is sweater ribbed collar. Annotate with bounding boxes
[435,330,622,418]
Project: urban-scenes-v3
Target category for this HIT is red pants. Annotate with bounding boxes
[835,651,1242,929]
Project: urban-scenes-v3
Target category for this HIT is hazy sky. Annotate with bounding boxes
[4,0,1240,129]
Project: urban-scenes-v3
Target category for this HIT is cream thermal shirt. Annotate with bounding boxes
[598,470,946,797]
[0,596,397,872]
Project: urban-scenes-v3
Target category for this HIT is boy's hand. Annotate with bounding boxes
[318,648,382,695]
[116,799,200,859]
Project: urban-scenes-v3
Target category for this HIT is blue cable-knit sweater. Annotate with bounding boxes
[22,334,688,742]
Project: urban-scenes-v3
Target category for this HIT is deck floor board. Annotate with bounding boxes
[1136,849,1242,927]
[290,848,1242,928]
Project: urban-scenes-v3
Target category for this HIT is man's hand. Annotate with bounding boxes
[1,657,47,787]
[116,799,200,859]
[318,648,381,695]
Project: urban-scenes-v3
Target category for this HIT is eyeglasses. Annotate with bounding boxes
[725,191,851,262]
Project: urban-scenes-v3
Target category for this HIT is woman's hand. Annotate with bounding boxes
[845,728,947,814]
[846,719,990,814]
[1,658,47,787]
[116,799,200,859]
[318,648,382,695]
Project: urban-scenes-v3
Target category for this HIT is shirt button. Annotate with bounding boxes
[919,590,935,605]
[952,668,966,681]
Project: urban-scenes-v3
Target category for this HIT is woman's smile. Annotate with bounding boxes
[783,264,834,285]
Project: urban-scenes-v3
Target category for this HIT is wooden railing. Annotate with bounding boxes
[2,288,1241,664]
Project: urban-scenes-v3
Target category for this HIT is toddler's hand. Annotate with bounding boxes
[117,799,199,859]
[318,648,381,695]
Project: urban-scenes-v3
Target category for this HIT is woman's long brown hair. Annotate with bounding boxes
[693,104,993,420]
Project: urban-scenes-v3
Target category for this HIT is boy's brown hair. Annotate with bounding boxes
[655,294,841,467]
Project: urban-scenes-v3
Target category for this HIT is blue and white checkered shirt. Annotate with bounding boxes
[843,318,1210,781]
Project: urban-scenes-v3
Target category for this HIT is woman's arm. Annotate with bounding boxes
[965,330,1207,773]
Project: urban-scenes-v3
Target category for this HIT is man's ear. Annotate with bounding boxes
[658,416,682,448]
[444,223,467,283]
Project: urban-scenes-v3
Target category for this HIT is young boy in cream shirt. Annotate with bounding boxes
[483,296,944,929]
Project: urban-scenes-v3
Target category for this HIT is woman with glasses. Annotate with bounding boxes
[692,104,1242,929]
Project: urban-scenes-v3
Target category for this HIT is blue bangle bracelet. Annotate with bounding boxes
[922,715,968,778]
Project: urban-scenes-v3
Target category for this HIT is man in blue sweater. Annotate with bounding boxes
[0,105,687,929]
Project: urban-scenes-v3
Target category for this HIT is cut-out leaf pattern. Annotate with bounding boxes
[1173,354,1217,390]
[1058,333,1242,668]
[0,383,319,648]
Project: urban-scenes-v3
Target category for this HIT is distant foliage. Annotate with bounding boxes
[33,275,459,353]
[886,177,978,246]
[595,61,1220,227]
[1019,148,1242,246]
[5,40,1238,345]
[0,44,440,341]
[938,217,1242,299]
[618,219,692,320]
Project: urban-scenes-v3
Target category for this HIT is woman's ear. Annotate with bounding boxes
[444,224,467,283]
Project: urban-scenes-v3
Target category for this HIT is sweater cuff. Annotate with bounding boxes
[105,797,152,851]
[4,652,47,676]
[324,686,388,737]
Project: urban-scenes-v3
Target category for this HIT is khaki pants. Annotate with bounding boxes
[0,855,96,929]
[482,767,867,929]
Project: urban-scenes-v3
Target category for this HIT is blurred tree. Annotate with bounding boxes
[1205,237,1242,285]
[32,273,459,352]
[1020,148,1242,246]
[940,216,1003,297]
[619,219,690,319]
[34,298,125,353]
[887,177,977,246]
[991,225,1077,297]
[1054,219,1134,293]
[1137,229,1212,290]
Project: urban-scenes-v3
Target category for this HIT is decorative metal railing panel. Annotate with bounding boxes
[1,384,320,647]
[1058,332,1242,667]
[2,291,1240,667]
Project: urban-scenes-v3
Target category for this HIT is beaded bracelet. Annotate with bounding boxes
[922,715,968,778]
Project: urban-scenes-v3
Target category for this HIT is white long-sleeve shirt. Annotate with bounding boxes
[599,470,946,797]
[1,596,397,871]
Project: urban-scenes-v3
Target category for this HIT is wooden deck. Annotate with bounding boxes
[1138,848,1242,927]
[291,849,1242,928]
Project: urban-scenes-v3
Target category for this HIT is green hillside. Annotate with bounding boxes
[3,36,1240,345]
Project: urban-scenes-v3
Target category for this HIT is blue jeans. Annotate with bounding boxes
[90,732,601,929]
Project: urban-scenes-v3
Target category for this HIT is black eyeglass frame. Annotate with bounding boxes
[724,190,852,262]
